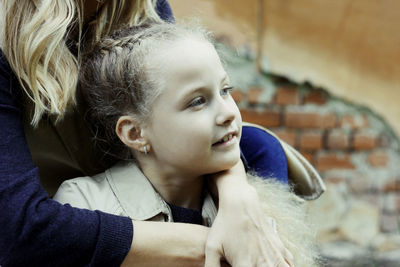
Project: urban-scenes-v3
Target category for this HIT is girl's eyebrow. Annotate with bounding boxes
[179,73,229,101]
[220,73,229,84]
[179,87,206,103]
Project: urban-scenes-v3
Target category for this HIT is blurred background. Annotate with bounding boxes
[169,0,400,266]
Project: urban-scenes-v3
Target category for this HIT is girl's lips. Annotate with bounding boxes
[212,134,237,148]
[213,131,238,145]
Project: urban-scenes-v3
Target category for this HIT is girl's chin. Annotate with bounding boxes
[209,157,241,173]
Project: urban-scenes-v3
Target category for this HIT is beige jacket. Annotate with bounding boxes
[53,161,217,225]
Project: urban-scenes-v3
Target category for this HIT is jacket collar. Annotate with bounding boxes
[105,161,217,224]
[105,161,171,221]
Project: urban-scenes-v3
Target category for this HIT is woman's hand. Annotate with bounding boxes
[205,160,294,267]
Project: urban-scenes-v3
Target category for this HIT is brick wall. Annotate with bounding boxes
[237,84,391,162]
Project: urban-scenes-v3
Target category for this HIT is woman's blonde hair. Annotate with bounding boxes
[249,175,320,266]
[1,0,162,126]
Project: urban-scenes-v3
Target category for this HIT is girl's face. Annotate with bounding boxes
[142,38,242,176]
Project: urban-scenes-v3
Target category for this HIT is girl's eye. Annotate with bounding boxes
[188,96,206,108]
[220,86,234,96]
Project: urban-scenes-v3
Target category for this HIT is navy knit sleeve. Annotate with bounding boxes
[240,126,289,184]
[0,53,133,266]
[156,0,175,22]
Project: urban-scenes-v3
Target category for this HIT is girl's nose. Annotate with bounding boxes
[216,101,236,126]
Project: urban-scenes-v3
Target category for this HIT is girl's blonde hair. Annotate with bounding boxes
[1,0,163,126]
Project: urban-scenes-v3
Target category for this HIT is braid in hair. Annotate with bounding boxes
[79,21,211,160]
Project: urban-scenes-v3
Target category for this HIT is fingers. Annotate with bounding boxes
[272,232,294,266]
[256,256,290,267]
[204,246,222,267]
[258,217,294,267]
[283,249,294,267]
[220,261,231,267]
[276,261,292,267]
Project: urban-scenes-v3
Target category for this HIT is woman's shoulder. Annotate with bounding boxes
[240,124,289,183]
[0,49,22,101]
[0,49,14,78]
[241,124,283,147]
[156,0,174,22]
[0,49,9,68]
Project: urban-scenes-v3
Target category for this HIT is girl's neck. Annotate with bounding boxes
[139,161,205,211]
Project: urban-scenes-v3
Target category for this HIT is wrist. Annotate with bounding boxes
[208,159,254,206]
[216,174,247,197]
[214,160,247,190]
[218,182,258,207]
[123,221,209,267]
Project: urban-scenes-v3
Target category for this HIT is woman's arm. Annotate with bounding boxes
[122,221,208,267]
[0,53,132,266]
[205,160,294,267]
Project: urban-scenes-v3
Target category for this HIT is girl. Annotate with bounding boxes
[1,1,296,266]
[54,22,319,266]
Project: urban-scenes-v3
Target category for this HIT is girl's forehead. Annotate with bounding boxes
[148,41,226,98]
[155,36,213,56]
[151,38,219,69]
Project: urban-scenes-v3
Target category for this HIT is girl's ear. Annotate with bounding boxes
[115,116,148,152]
